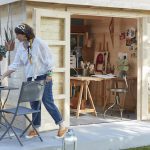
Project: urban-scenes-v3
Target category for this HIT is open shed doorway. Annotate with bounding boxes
[70,15,137,126]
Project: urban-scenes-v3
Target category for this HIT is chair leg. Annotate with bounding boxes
[24,115,43,142]
[104,93,124,119]
[104,100,116,118]
[115,95,123,119]
[120,109,123,119]
[20,119,32,138]
[104,95,121,118]
[1,113,12,139]
[116,104,124,119]
[0,115,23,146]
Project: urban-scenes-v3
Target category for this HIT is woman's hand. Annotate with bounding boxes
[46,75,52,83]
[0,70,15,81]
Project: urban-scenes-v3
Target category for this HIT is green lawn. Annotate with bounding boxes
[127,146,150,150]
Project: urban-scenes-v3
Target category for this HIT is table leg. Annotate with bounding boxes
[87,84,97,116]
[85,81,88,100]
[122,92,126,110]
[2,90,10,109]
[76,83,84,118]
[0,89,11,140]
[103,80,111,111]
[103,80,107,111]
[70,82,72,97]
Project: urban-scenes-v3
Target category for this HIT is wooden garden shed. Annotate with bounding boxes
[0,0,150,131]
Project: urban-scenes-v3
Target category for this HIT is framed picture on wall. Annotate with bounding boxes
[126,28,136,39]
[126,38,132,46]
[94,51,108,74]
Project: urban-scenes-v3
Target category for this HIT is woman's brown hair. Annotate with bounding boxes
[15,23,35,41]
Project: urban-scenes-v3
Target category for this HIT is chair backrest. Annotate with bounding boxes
[18,80,45,103]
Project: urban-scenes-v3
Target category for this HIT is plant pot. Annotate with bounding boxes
[5,41,15,51]
[118,70,127,78]
[82,69,89,76]
[0,55,3,61]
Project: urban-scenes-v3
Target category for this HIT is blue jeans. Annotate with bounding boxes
[27,74,63,127]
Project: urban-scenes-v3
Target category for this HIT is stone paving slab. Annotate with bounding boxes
[1,120,150,150]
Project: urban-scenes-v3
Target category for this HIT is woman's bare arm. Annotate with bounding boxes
[1,70,15,80]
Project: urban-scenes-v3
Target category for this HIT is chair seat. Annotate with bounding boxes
[110,88,128,93]
[1,106,40,116]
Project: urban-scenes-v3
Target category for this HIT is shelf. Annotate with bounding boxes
[71,108,97,114]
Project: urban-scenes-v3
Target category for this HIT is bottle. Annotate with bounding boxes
[62,129,77,150]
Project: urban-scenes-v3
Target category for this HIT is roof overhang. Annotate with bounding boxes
[0,0,19,5]
[1,0,150,11]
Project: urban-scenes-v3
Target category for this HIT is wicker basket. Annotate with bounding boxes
[5,41,15,51]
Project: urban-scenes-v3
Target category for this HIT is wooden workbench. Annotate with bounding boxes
[70,76,137,118]
[70,76,104,118]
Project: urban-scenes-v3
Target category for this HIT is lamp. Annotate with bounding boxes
[62,129,77,150]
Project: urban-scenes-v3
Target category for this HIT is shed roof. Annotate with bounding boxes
[1,0,150,11]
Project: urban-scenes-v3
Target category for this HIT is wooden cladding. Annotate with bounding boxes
[71,25,90,33]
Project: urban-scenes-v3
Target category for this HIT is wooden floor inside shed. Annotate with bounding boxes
[70,110,136,126]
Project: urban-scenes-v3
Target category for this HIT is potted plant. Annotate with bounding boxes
[4,28,15,51]
[0,45,7,61]
[117,55,129,77]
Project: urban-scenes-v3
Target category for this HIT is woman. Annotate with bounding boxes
[1,23,68,138]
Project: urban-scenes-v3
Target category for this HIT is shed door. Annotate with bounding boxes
[33,8,70,130]
[137,17,150,120]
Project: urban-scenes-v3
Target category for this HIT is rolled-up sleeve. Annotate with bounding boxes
[8,49,23,71]
[39,39,55,71]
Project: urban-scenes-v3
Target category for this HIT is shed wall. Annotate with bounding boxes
[0,1,27,129]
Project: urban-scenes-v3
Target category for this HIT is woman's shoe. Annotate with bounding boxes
[57,127,68,138]
[26,130,38,139]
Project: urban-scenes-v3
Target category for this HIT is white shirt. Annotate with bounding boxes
[9,37,55,79]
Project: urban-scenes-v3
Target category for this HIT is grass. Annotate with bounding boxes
[127,146,150,150]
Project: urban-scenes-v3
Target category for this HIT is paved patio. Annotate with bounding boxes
[1,120,150,150]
